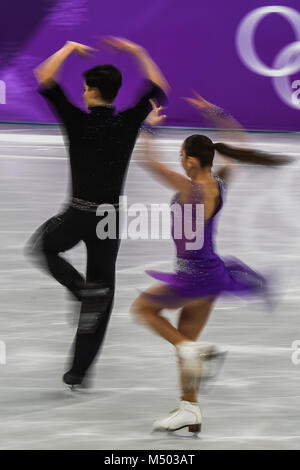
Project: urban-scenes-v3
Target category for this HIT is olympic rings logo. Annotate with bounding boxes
[236,6,300,109]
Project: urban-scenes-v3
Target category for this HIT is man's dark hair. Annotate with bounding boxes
[83,65,122,103]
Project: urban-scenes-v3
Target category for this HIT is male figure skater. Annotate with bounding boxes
[27,37,169,387]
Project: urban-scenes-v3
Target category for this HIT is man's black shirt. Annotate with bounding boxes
[39,80,165,204]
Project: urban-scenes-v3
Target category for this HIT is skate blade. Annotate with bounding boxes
[152,423,201,435]
[64,384,83,393]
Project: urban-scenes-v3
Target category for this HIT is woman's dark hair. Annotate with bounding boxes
[83,64,122,103]
[183,135,215,167]
[183,134,290,167]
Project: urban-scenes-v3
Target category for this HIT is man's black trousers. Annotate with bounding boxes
[27,205,120,378]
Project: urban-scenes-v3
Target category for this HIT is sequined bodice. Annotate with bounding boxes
[170,177,226,261]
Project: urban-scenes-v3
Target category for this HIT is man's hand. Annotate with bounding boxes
[145,99,167,126]
[101,36,143,55]
[66,41,96,57]
[34,41,96,87]
[101,36,169,94]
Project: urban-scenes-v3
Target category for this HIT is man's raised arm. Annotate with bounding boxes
[34,41,96,88]
[102,37,170,94]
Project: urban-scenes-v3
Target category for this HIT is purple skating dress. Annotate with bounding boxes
[144,176,267,306]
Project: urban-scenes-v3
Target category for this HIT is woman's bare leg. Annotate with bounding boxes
[131,285,189,346]
[177,297,216,402]
[131,287,216,403]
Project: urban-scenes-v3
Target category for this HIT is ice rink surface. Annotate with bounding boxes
[0,124,300,450]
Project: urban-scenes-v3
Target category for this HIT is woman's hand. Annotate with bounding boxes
[183,90,219,112]
[145,99,167,126]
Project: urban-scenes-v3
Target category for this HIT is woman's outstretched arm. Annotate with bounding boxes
[183,92,242,183]
[184,92,291,176]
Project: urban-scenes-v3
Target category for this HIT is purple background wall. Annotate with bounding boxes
[0,0,300,131]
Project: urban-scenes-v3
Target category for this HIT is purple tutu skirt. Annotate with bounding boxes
[143,256,271,307]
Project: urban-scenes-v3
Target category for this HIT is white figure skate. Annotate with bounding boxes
[152,400,202,433]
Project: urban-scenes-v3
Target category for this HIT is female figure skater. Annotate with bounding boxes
[131,94,288,434]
